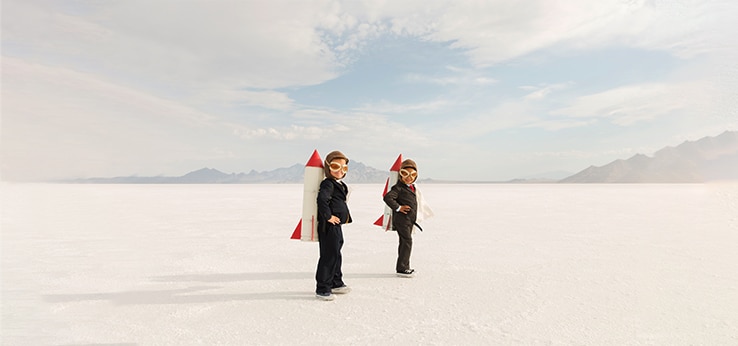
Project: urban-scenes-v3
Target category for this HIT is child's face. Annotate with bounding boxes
[329,158,348,179]
[400,168,417,184]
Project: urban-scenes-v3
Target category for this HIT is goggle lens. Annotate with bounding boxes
[329,162,349,173]
[400,169,417,178]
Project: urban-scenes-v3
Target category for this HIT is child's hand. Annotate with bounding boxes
[328,215,341,224]
[399,205,411,214]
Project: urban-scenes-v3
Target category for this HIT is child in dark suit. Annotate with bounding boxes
[383,159,419,277]
[315,150,352,300]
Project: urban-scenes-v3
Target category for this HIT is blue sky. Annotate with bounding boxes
[2,0,737,181]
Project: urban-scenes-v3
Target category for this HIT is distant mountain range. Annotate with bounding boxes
[66,131,737,184]
[68,161,389,184]
[560,130,738,183]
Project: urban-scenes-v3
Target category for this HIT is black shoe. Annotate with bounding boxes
[315,292,335,301]
[396,269,415,278]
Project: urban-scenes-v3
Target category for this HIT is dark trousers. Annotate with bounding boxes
[315,224,344,294]
[396,225,413,272]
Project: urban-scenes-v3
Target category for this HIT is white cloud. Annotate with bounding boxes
[374,0,737,66]
[195,89,295,111]
[231,124,340,141]
[227,106,428,152]
[6,1,734,94]
[525,119,594,131]
[2,0,343,90]
[1,58,226,180]
[523,82,574,101]
[551,82,708,126]
[2,58,217,127]
[445,101,540,137]
[402,68,498,87]
[355,99,451,115]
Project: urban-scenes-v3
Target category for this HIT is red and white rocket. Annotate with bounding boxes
[373,154,403,231]
[290,150,324,241]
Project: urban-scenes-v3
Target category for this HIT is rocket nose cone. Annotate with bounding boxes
[389,154,403,171]
[305,150,323,168]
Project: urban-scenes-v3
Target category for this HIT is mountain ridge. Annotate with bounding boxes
[560,130,738,183]
[63,131,737,184]
[67,161,388,184]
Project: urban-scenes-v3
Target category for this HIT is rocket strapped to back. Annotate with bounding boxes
[290,150,324,241]
[373,154,403,231]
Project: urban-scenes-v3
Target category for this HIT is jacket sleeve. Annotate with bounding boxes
[317,179,334,221]
[383,184,401,211]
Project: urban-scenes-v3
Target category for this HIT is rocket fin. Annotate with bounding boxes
[373,215,383,226]
[290,219,302,239]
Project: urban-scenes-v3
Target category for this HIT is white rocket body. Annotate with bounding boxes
[300,164,324,241]
[291,150,324,242]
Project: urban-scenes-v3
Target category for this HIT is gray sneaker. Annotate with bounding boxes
[331,285,351,294]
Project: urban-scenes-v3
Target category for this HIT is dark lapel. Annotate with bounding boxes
[332,180,348,197]
[406,184,416,195]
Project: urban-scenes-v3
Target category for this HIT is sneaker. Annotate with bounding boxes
[331,285,351,294]
[396,269,415,278]
[316,292,335,301]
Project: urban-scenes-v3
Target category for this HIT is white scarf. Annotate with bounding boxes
[414,185,434,222]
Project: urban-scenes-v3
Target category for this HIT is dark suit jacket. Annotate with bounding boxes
[383,183,418,229]
[317,178,352,226]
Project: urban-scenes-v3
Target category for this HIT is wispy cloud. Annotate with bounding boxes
[413,0,734,66]
[525,119,594,131]
[445,101,540,137]
[231,124,330,141]
[521,82,574,101]
[3,1,342,90]
[194,89,295,111]
[3,57,217,128]
[355,99,451,114]
[402,66,498,86]
[551,82,706,126]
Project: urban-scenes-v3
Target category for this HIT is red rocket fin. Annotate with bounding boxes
[305,150,323,168]
[389,154,403,171]
[373,215,383,226]
[290,219,302,239]
[382,177,389,196]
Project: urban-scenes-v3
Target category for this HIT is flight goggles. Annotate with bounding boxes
[399,168,417,178]
[328,162,349,173]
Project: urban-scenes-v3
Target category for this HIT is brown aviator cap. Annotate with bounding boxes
[324,150,349,178]
[401,159,417,171]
